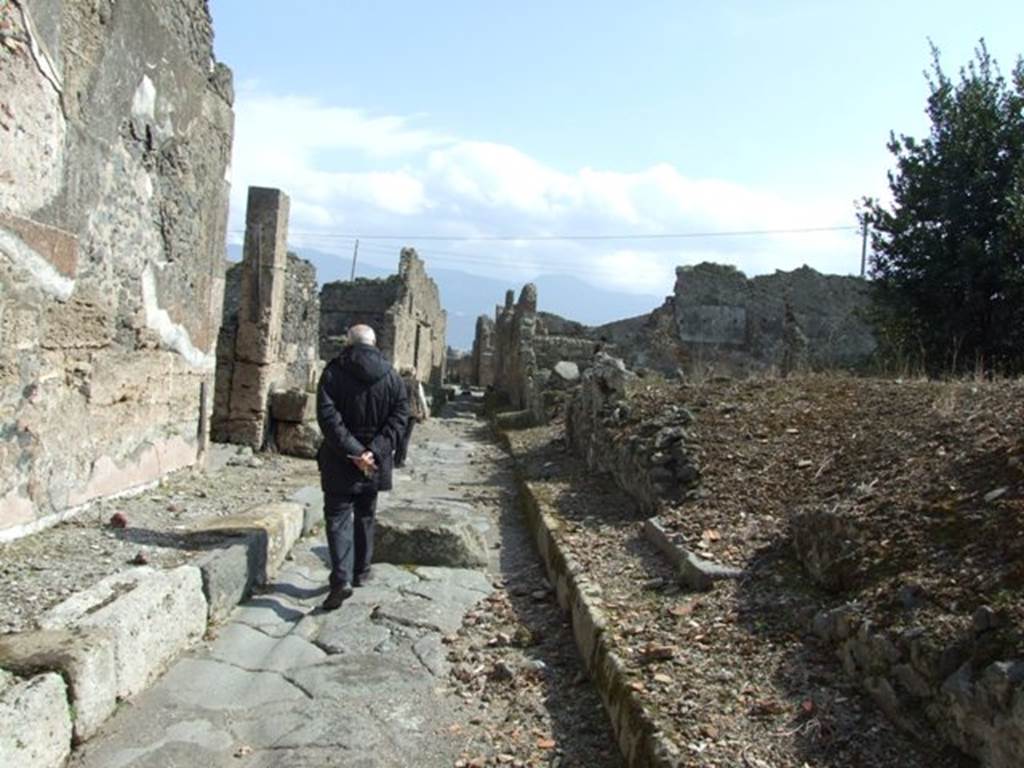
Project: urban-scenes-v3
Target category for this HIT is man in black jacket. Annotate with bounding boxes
[316,324,409,610]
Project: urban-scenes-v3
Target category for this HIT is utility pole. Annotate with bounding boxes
[859,218,869,278]
[350,238,359,281]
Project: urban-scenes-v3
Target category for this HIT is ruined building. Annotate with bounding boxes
[469,262,876,427]
[0,0,234,540]
[469,314,496,387]
[666,262,875,372]
[471,262,877,399]
[481,284,599,423]
[319,248,447,386]
[211,187,321,450]
[588,263,876,375]
[493,286,540,414]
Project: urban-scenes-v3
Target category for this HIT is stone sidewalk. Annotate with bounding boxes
[69,408,499,768]
[70,551,492,767]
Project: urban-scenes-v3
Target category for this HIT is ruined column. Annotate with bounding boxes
[472,314,496,387]
[222,187,291,448]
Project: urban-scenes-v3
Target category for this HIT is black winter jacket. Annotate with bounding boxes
[315,344,409,495]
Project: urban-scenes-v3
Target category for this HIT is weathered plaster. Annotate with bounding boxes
[142,264,215,369]
[0,227,75,301]
[0,0,235,539]
[66,434,195,508]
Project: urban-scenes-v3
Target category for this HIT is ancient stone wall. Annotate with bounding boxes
[212,196,321,454]
[279,253,320,392]
[566,355,700,513]
[447,348,473,385]
[671,263,875,373]
[0,0,234,540]
[392,248,447,386]
[211,188,306,449]
[319,248,446,386]
[482,284,614,422]
[493,284,541,417]
[470,314,496,387]
[319,277,402,363]
[803,517,1023,768]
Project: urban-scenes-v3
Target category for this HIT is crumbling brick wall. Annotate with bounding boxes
[480,284,610,421]
[279,253,320,392]
[319,248,447,386]
[0,0,233,540]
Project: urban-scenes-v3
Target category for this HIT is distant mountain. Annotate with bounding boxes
[226,244,665,349]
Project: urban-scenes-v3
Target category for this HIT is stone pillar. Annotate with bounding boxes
[472,314,496,387]
[223,187,291,448]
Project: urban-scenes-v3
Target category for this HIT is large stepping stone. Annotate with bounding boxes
[373,504,487,568]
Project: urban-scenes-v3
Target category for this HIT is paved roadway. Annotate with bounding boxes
[70,405,499,768]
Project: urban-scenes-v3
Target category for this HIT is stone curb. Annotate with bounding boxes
[517,480,681,767]
[496,422,680,767]
[642,517,743,591]
[0,497,310,768]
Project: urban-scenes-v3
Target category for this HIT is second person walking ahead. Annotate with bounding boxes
[315,324,409,610]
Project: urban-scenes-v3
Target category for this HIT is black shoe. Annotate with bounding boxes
[353,568,373,587]
[321,584,353,610]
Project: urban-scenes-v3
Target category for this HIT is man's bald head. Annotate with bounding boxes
[347,324,376,346]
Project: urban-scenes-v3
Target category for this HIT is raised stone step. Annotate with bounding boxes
[37,566,207,702]
[0,628,116,742]
[197,501,304,585]
[374,504,488,568]
[0,670,71,768]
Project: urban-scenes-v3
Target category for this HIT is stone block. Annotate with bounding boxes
[270,389,316,423]
[227,360,278,418]
[0,628,116,742]
[196,539,261,625]
[494,409,535,431]
[235,320,276,365]
[197,502,304,584]
[677,549,743,591]
[0,670,72,768]
[374,505,488,568]
[550,360,580,386]
[275,421,321,459]
[288,485,324,536]
[37,566,207,700]
[40,294,115,350]
[643,516,742,591]
[221,419,266,449]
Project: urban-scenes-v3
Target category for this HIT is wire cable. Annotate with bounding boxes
[230,224,857,243]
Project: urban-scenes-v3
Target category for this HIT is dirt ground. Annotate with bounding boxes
[504,372,1023,767]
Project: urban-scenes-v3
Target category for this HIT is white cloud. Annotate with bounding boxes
[592,250,677,295]
[226,87,863,297]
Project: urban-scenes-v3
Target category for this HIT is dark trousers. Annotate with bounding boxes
[394,420,415,468]
[324,491,378,587]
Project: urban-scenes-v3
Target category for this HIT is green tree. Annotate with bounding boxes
[861,42,1024,375]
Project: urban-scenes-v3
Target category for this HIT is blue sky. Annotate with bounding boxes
[208,1,1024,303]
